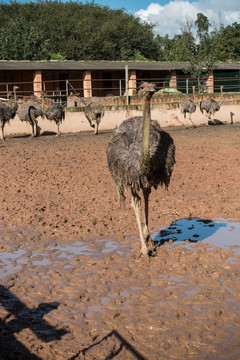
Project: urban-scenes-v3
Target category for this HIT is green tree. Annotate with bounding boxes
[176,13,216,92]
[211,22,240,61]
[0,0,159,61]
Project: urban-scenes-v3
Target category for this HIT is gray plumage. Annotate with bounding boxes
[0,86,18,140]
[180,99,196,126]
[84,102,104,135]
[200,98,223,125]
[106,82,175,256]
[17,103,44,137]
[45,103,65,137]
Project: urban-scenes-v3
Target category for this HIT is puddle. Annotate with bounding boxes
[49,241,94,259]
[0,237,123,277]
[153,218,240,255]
[0,219,239,278]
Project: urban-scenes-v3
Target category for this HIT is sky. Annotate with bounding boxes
[2,0,240,38]
[93,0,240,37]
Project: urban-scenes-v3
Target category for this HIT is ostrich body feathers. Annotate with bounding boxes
[107,116,175,203]
[45,103,65,124]
[200,98,222,114]
[17,103,44,123]
[0,103,18,123]
[180,100,196,118]
[85,102,104,121]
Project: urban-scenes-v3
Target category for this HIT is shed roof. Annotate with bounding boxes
[0,60,239,71]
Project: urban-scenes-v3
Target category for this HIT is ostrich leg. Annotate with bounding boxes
[143,187,155,254]
[189,114,194,127]
[142,188,151,240]
[31,120,38,137]
[1,124,5,140]
[56,122,60,137]
[95,121,99,135]
[31,121,35,137]
[131,190,148,256]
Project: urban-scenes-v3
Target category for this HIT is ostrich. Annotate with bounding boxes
[0,86,19,140]
[84,101,104,135]
[45,103,65,137]
[106,82,175,257]
[200,98,223,125]
[17,103,44,137]
[180,99,196,127]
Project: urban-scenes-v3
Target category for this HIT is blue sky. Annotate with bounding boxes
[2,0,240,37]
[88,0,240,37]
[91,0,171,13]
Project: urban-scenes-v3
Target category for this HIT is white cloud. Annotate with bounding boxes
[135,1,240,38]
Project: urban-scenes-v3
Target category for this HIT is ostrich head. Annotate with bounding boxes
[138,82,156,100]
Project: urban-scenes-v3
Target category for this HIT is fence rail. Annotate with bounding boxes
[0,75,239,103]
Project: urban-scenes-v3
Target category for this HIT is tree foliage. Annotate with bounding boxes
[0,1,239,64]
[0,0,159,61]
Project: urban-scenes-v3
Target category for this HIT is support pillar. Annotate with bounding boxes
[169,70,177,89]
[206,70,214,93]
[83,71,92,98]
[33,70,42,98]
[129,70,137,96]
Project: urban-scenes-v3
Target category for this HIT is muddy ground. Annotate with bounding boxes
[0,124,240,360]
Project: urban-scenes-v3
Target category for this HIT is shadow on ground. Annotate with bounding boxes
[0,285,68,359]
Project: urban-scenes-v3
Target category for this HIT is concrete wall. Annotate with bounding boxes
[3,103,240,138]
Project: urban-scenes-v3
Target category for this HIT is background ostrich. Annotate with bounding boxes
[17,103,44,137]
[84,101,104,135]
[106,82,175,256]
[0,86,18,140]
[200,98,223,125]
[44,103,65,137]
[180,99,196,127]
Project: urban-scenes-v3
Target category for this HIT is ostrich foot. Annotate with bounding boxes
[140,237,156,258]
[146,236,156,257]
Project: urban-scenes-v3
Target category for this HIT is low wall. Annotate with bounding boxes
[3,103,240,138]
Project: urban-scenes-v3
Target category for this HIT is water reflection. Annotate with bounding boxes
[153,218,240,254]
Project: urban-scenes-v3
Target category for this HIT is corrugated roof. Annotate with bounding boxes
[0,60,239,71]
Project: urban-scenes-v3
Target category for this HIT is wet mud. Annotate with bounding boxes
[0,124,240,359]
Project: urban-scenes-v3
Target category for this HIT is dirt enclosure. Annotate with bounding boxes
[0,123,240,359]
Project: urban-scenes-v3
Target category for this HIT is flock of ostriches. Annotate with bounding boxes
[180,98,223,127]
[0,84,223,257]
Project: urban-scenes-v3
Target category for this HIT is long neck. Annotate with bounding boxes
[140,96,151,175]
[11,88,18,114]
